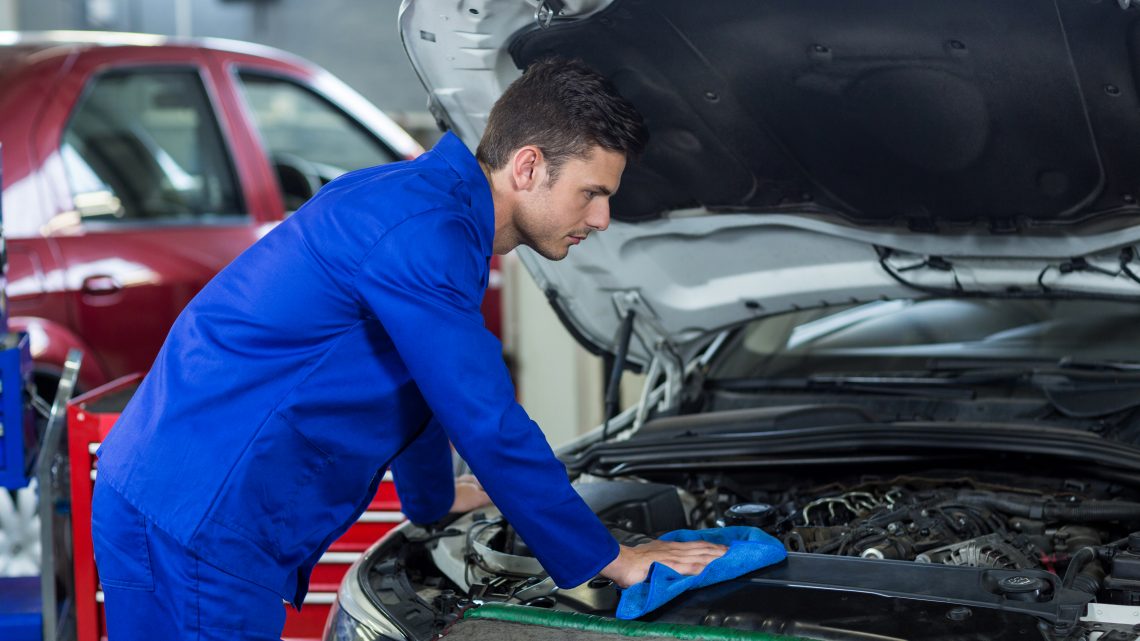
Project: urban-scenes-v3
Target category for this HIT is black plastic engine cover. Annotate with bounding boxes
[643,553,1093,640]
[574,481,688,535]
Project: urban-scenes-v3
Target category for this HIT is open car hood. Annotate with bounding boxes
[401,0,1140,364]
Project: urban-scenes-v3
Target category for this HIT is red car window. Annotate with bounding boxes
[236,71,398,211]
[60,69,245,223]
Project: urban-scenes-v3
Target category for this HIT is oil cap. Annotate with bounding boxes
[725,503,778,530]
[996,575,1050,602]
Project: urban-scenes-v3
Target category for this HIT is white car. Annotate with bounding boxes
[326,1,1140,639]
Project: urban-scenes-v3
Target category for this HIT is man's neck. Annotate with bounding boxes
[483,162,521,255]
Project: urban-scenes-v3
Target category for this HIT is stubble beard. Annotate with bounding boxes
[514,199,571,261]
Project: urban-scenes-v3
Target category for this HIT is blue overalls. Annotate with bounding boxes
[92,133,619,640]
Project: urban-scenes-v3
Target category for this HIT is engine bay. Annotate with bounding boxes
[361,462,1140,641]
[691,474,1123,576]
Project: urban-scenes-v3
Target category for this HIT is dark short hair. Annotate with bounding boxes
[476,57,647,181]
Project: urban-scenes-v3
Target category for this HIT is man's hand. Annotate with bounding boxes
[449,474,492,513]
[599,539,728,588]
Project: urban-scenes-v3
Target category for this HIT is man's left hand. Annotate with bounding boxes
[450,474,492,513]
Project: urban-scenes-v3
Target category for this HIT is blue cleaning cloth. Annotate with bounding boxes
[615,526,787,619]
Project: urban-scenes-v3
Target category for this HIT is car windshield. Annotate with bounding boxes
[708,298,1140,379]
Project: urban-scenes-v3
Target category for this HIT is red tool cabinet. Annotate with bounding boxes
[68,375,406,641]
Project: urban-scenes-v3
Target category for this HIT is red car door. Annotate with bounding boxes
[40,45,282,381]
[0,47,89,388]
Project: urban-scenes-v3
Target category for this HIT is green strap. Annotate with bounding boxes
[463,602,811,641]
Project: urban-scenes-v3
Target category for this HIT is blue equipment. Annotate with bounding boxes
[0,145,46,641]
[0,332,34,490]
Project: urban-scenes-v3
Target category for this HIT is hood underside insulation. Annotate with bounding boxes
[510,0,1140,229]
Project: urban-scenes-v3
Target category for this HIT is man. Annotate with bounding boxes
[91,58,725,640]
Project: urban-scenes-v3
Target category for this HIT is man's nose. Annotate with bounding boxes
[587,200,611,232]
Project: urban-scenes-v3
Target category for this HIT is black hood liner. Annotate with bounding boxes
[510,0,1140,230]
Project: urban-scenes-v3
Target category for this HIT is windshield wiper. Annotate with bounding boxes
[927,357,1140,375]
[709,375,977,399]
[714,360,1140,418]
[1057,358,1140,372]
[920,359,1140,415]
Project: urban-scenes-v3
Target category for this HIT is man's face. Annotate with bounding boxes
[515,146,626,260]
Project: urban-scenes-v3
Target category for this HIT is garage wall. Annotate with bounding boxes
[14,0,83,33]
[503,254,647,447]
[0,0,15,29]
[503,254,603,446]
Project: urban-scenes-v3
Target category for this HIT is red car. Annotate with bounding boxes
[0,31,504,395]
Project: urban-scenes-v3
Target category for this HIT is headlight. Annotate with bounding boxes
[324,599,405,641]
[321,555,409,641]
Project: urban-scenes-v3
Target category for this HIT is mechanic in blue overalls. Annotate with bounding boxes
[91,58,727,640]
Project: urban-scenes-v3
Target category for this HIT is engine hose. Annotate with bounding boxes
[956,493,1140,523]
[1047,502,1140,522]
[784,532,807,553]
[1070,560,1105,596]
[1062,547,1097,590]
[463,603,814,640]
[817,540,842,555]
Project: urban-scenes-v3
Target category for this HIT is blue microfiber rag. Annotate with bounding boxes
[615,526,787,620]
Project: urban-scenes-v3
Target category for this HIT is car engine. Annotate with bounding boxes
[696,476,1111,577]
[360,468,1140,641]
[432,474,1124,592]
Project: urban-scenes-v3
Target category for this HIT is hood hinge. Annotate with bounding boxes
[534,0,566,28]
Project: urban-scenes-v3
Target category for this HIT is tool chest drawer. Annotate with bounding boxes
[68,375,406,641]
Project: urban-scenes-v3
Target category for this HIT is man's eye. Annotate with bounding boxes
[584,190,597,199]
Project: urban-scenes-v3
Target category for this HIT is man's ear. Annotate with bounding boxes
[510,146,546,191]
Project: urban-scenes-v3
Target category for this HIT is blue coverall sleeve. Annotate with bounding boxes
[390,417,455,525]
[354,211,619,589]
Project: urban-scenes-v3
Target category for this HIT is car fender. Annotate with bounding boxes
[9,316,112,392]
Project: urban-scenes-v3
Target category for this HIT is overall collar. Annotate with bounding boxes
[433,132,495,254]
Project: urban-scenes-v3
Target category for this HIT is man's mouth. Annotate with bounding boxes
[568,234,586,245]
